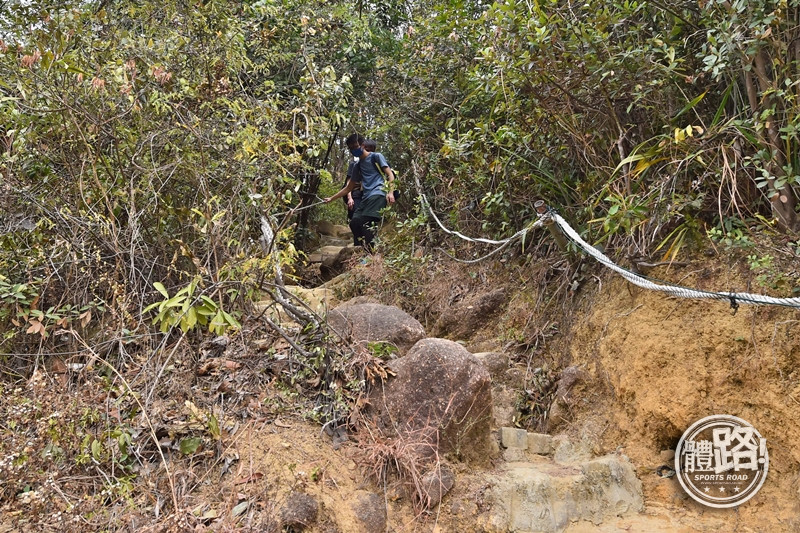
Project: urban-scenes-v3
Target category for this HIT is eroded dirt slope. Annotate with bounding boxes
[565,264,800,531]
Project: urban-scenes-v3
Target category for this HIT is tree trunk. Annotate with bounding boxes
[747,51,799,230]
[294,171,321,251]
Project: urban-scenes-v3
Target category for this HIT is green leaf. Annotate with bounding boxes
[185,307,198,330]
[153,282,169,298]
[221,310,241,329]
[611,152,646,175]
[91,439,102,460]
[164,294,186,308]
[207,413,220,440]
[711,84,733,128]
[673,90,707,120]
[209,310,226,333]
[179,437,203,455]
[143,301,161,314]
[231,501,249,518]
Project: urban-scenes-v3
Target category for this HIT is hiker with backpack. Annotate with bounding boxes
[341,139,377,246]
[324,134,396,252]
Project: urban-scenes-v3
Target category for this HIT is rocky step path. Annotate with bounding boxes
[261,222,725,532]
[488,428,643,532]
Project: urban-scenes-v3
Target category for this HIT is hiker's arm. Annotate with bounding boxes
[345,179,355,208]
[324,179,357,203]
[384,167,396,204]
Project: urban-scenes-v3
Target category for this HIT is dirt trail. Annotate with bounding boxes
[223,258,800,532]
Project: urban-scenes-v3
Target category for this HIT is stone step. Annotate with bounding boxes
[319,235,352,248]
[307,245,347,264]
[252,285,340,325]
[500,428,555,457]
[489,429,643,533]
[488,454,644,533]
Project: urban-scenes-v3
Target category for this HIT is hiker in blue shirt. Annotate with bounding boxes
[341,139,378,246]
[343,159,360,218]
[325,134,395,252]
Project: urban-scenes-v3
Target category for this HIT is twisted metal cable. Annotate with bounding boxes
[418,193,545,266]
[549,211,800,309]
[419,193,537,245]
[413,167,799,309]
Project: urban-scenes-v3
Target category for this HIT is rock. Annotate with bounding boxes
[280,492,318,530]
[370,338,494,464]
[503,367,526,389]
[421,464,456,507]
[252,285,339,326]
[316,221,350,239]
[488,453,643,533]
[503,447,529,462]
[491,387,517,428]
[328,303,426,355]
[433,288,508,340]
[473,352,508,379]
[308,245,347,264]
[336,295,381,307]
[546,402,568,434]
[500,427,528,450]
[555,366,589,400]
[527,432,554,456]
[316,220,337,236]
[288,286,339,316]
[546,366,589,433]
[660,449,676,462]
[199,335,229,359]
[553,435,592,464]
[320,246,360,280]
[318,234,352,248]
[351,492,386,533]
[332,224,351,239]
[449,497,479,519]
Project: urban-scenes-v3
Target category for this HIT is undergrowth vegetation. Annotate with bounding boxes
[2,0,800,529]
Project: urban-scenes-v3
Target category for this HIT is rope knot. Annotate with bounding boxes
[729,295,739,314]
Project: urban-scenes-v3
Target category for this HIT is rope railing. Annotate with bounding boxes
[417,193,800,310]
[418,192,545,263]
[546,209,800,310]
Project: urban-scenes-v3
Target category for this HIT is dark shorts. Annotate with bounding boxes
[353,194,387,220]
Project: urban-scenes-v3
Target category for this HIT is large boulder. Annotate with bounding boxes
[328,303,426,355]
[369,338,494,465]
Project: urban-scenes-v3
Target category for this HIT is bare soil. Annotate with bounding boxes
[564,263,800,532]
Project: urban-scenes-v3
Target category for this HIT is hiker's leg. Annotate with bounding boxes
[347,209,358,245]
[349,215,368,248]
[351,195,386,252]
[361,216,381,253]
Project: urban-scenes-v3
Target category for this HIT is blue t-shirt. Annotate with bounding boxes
[353,153,390,200]
[343,160,362,201]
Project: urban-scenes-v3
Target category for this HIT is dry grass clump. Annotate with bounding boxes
[351,419,449,513]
